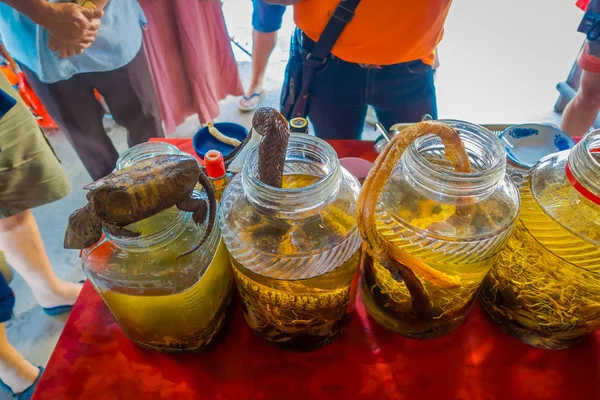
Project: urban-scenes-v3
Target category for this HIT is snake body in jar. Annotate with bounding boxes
[227,107,361,351]
[357,121,481,338]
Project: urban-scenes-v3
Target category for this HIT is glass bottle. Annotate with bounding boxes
[361,120,520,339]
[219,134,362,351]
[481,131,600,349]
[204,149,233,201]
[81,144,234,353]
[289,117,309,133]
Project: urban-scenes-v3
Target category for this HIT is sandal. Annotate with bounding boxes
[0,367,44,400]
[42,280,85,316]
[238,92,263,112]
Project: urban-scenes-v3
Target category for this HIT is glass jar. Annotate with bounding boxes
[361,120,520,339]
[81,144,234,353]
[481,131,600,349]
[219,134,362,351]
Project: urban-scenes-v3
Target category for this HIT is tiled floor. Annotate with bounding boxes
[0,1,586,398]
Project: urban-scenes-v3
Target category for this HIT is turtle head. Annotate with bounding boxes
[64,206,103,249]
[169,155,202,192]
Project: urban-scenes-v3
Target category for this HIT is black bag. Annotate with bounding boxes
[280,0,361,121]
[578,0,600,58]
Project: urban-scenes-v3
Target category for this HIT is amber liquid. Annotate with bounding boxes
[361,252,490,339]
[360,197,509,339]
[209,173,233,201]
[101,241,233,353]
[233,174,361,351]
[233,251,359,351]
[481,183,600,349]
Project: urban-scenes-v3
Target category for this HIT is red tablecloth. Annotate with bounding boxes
[33,139,599,400]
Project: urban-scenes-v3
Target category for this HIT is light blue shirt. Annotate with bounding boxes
[0,0,146,84]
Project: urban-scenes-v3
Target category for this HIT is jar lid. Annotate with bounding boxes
[290,117,308,133]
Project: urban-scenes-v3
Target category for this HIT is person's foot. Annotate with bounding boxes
[12,367,42,400]
[0,359,40,396]
[35,280,82,309]
[238,85,264,112]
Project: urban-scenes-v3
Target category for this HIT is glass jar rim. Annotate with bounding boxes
[244,134,339,190]
[106,191,212,251]
[403,120,507,199]
[116,142,183,170]
[105,208,191,250]
[241,134,342,217]
[566,131,600,204]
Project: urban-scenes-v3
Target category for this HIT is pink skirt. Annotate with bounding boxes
[139,0,243,133]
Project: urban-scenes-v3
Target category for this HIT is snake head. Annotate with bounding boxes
[253,107,290,188]
[252,107,289,137]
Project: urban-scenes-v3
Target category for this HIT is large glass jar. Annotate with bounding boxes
[361,121,520,339]
[81,144,234,353]
[219,134,362,351]
[481,131,600,349]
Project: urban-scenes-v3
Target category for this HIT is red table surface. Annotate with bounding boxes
[34,139,599,400]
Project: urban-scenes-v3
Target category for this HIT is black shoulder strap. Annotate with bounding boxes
[287,0,362,118]
[305,0,362,64]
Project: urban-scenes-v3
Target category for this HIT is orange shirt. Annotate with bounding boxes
[295,0,452,66]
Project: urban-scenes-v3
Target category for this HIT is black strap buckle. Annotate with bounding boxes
[589,19,600,41]
[306,52,327,65]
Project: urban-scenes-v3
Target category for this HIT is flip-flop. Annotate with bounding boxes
[42,280,85,316]
[0,366,44,400]
[42,305,73,316]
[238,92,263,112]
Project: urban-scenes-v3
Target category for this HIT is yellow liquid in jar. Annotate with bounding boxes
[233,173,361,351]
[519,182,600,270]
[481,183,600,349]
[101,240,233,352]
[233,250,360,351]
[361,198,510,339]
[361,251,491,339]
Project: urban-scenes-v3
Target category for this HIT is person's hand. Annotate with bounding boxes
[47,8,102,58]
[49,35,88,58]
[40,2,103,46]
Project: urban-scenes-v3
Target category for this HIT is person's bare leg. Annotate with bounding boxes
[240,30,278,109]
[0,210,81,308]
[248,29,278,95]
[0,323,39,393]
[561,70,600,137]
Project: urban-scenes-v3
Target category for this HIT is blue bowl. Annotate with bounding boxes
[499,123,575,168]
[192,122,248,159]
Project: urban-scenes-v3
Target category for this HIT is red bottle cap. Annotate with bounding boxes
[204,150,226,178]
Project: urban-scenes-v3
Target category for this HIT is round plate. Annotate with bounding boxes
[340,157,373,183]
[499,123,575,168]
[192,122,248,159]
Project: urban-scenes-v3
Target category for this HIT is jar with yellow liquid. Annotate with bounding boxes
[360,121,520,339]
[81,144,234,353]
[219,134,362,351]
[481,131,600,349]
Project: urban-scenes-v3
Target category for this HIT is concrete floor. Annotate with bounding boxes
[0,0,586,397]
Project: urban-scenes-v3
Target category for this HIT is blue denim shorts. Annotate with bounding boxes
[251,0,286,33]
[0,273,14,323]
